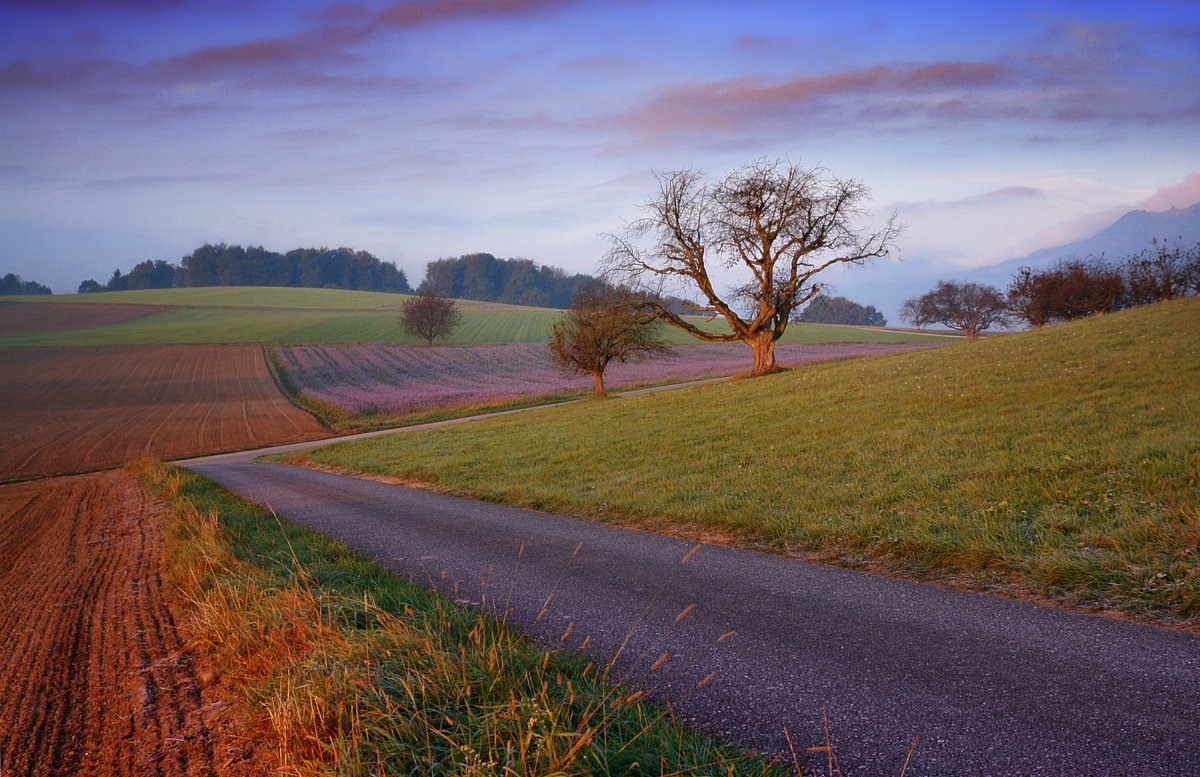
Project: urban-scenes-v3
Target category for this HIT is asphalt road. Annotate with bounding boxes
[183,441,1200,777]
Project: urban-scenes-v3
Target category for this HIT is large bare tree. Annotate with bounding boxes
[605,159,900,376]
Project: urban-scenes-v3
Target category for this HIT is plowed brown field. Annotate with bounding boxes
[0,345,328,480]
[0,301,172,336]
[0,471,272,776]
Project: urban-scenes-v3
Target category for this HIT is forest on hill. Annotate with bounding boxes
[1,273,52,295]
[419,253,595,308]
[78,244,412,294]
[795,294,887,326]
[71,246,698,312]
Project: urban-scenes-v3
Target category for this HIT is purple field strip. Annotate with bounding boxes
[275,342,938,416]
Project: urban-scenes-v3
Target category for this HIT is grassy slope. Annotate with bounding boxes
[0,286,953,346]
[136,460,785,776]
[287,298,1200,623]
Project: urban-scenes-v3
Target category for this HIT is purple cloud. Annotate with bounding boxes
[0,0,184,7]
[967,187,1045,203]
[734,35,796,50]
[371,0,578,29]
[624,62,1013,133]
[84,173,236,189]
[2,0,582,101]
[891,187,1046,214]
[619,20,1200,142]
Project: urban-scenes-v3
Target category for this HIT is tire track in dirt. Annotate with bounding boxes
[0,471,270,777]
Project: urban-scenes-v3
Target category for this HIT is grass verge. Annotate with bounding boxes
[277,298,1200,625]
[133,459,789,776]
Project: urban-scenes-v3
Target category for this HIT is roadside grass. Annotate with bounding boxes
[280,298,1200,624]
[132,459,789,777]
[0,287,954,346]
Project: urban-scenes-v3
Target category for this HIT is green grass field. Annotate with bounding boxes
[0,286,955,346]
[283,297,1200,623]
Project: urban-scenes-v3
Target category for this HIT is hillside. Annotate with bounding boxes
[289,297,1200,622]
[0,286,954,346]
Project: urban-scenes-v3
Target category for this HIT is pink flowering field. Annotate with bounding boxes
[273,341,940,418]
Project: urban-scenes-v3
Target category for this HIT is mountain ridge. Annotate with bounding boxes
[998,202,1198,271]
[965,202,1200,289]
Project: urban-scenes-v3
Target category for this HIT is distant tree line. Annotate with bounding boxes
[794,294,887,326]
[419,253,594,308]
[78,244,411,294]
[420,252,705,313]
[903,240,1200,338]
[73,243,711,313]
[2,273,52,295]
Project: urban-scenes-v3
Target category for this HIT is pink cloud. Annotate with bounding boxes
[1139,172,1200,211]
[625,62,1013,132]
[156,22,366,79]
[2,0,581,98]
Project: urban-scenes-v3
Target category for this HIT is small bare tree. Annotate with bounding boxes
[605,159,900,376]
[902,281,1008,340]
[1005,266,1060,328]
[547,285,672,397]
[399,288,462,346]
[1122,239,1200,305]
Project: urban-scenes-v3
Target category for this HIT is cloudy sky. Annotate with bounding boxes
[2,0,1198,317]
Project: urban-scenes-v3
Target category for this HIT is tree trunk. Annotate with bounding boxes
[592,371,606,397]
[748,331,778,376]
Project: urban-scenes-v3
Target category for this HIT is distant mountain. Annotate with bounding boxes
[1025,203,1200,265]
[974,204,1200,287]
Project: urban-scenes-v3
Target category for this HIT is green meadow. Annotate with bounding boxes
[283,297,1200,623]
[0,286,955,346]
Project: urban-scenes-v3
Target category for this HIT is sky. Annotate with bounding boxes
[2,0,1198,320]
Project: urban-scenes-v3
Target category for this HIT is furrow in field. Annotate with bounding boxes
[0,472,268,776]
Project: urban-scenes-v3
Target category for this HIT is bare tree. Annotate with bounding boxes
[902,281,1008,340]
[605,159,900,376]
[547,285,672,397]
[1123,239,1200,305]
[898,296,932,329]
[399,288,462,346]
[1006,266,1060,329]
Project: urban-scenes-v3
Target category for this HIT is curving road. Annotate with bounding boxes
[183,429,1199,777]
